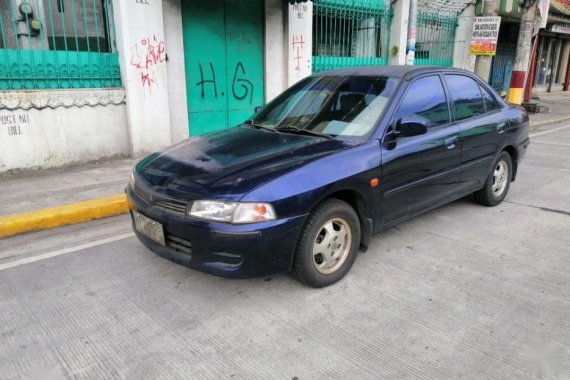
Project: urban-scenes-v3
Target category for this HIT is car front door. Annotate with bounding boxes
[380,74,462,225]
[443,74,507,193]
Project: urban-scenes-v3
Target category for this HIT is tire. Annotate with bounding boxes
[474,151,512,207]
[294,199,361,288]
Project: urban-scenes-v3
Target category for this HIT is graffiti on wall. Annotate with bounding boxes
[1,113,29,136]
[288,2,312,86]
[195,61,254,104]
[130,35,167,90]
[291,35,305,79]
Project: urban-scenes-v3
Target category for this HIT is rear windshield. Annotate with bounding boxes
[252,75,399,138]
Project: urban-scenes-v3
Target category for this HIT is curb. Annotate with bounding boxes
[0,194,129,239]
[530,116,570,129]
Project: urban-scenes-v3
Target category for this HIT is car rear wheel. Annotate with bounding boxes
[474,151,512,207]
[294,199,361,288]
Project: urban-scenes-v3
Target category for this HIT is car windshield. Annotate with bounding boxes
[250,75,399,138]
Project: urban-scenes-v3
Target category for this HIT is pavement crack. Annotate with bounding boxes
[505,200,570,216]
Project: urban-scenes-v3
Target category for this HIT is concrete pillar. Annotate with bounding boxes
[163,0,189,143]
[508,3,536,104]
[405,0,417,65]
[112,0,172,155]
[474,0,500,82]
[453,4,476,71]
[287,2,313,87]
[389,0,410,65]
[265,0,288,102]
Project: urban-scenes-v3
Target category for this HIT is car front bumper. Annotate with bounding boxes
[126,185,306,279]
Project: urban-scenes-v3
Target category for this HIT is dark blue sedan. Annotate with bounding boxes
[127,66,530,288]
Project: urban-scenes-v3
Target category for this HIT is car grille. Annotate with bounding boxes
[166,234,192,255]
[133,183,151,204]
[154,199,189,215]
[133,183,190,216]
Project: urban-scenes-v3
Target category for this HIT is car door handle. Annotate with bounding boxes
[497,122,506,134]
[445,136,458,149]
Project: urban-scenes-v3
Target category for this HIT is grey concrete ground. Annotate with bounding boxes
[0,158,136,216]
[0,123,569,380]
[530,91,570,127]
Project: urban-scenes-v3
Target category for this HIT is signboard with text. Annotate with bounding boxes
[551,24,570,34]
[469,16,501,56]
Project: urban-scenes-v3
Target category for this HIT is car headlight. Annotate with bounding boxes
[129,172,136,188]
[189,200,276,224]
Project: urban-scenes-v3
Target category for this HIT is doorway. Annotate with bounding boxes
[182,0,265,135]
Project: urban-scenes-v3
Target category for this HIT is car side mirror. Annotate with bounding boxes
[395,117,428,137]
[255,106,263,113]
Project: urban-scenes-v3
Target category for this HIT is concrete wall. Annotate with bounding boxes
[453,4,476,72]
[389,0,409,65]
[0,89,128,174]
[163,0,189,142]
[112,0,172,156]
[265,0,288,102]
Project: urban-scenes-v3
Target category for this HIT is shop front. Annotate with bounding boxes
[533,26,570,92]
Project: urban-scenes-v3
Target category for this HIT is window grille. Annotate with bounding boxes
[312,0,392,72]
[0,0,120,90]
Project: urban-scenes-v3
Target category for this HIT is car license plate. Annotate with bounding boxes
[133,211,165,246]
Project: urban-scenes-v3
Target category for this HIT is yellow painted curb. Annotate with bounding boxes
[0,194,129,239]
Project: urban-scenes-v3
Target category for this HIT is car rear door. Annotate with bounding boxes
[380,74,462,224]
[442,74,507,193]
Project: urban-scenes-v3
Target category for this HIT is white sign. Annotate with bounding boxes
[551,24,570,34]
[288,2,313,86]
[469,16,501,56]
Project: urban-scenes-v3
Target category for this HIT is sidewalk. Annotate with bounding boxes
[529,91,570,128]
[0,158,136,237]
[2,92,570,238]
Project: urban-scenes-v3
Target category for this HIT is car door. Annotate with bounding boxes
[442,74,507,193]
[381,74,462,225]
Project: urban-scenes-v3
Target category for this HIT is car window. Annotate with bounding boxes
[392,75,450,128]
[252,76,399,137]
[480,84,499,112]
[444,74,487,121]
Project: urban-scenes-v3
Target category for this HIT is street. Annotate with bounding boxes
[1,123,569,380]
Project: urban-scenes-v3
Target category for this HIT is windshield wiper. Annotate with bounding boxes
[244,120,277,133]
[275,125,334,140]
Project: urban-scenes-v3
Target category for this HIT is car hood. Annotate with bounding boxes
[135,126,356,201]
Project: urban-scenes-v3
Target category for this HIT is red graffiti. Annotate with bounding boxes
[130,34,166,90]
[291,35,305,77]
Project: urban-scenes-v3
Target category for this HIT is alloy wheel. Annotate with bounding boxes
[312,217,352,275]
[492,160,508,196]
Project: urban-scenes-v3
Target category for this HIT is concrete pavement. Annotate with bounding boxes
[0,158,135,238]
[530,92,570,127]
[0,122,569,379]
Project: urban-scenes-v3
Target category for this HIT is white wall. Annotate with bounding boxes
[287,2,313,87]
[163,0,189,142]
[265,0,288,102]
[112,0,172,155]
[453,4,476,72]
[389,0,410,65]
[0,89,128,174]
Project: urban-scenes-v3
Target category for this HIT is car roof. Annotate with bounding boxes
[313,65,472,79]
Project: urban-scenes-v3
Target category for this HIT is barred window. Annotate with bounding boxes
[312,0,392,72]
[0,0,120,90]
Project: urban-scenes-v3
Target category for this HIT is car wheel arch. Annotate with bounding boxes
[310,188,373,252]
[502,145,518,181]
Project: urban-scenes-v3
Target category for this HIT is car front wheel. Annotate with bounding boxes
[294,199,361,288]
[474,151,512,206]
